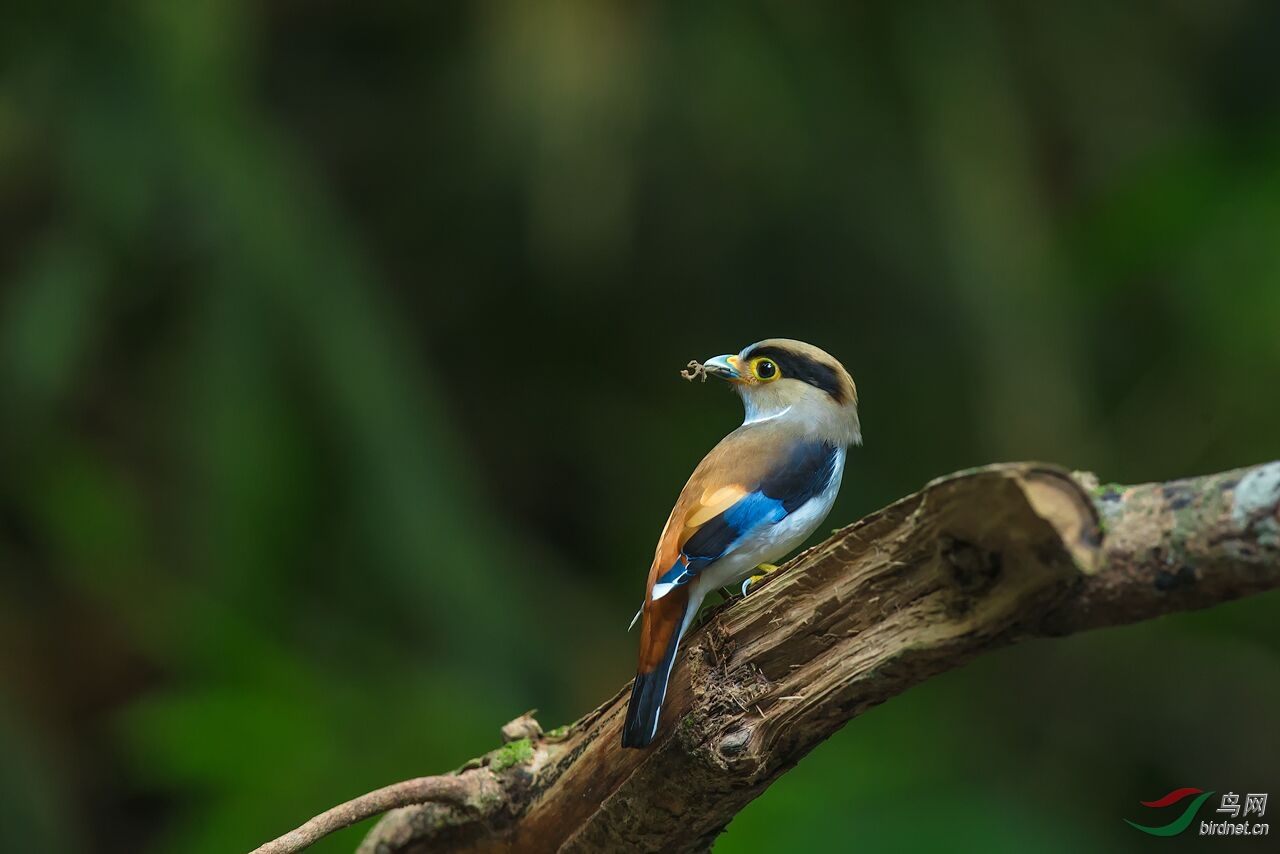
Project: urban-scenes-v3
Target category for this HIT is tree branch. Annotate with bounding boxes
[250,461,1280,854]
[248,774,497,854]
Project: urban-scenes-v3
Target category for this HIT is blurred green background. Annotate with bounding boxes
[2,1,1278,852]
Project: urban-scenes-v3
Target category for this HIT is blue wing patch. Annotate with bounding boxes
[722,491,788,532]
[650,441,839,601]
[655,557,695,589]
[649,556,695,601]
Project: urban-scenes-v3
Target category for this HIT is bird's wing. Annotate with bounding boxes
[626,429,840,747]
[646,429,839,602]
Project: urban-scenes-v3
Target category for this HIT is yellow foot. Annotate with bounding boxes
[740,563,781,596]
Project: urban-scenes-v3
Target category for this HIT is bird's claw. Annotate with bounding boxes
[740,563,781,596]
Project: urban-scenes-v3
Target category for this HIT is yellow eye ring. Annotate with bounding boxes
[750,357,780,382]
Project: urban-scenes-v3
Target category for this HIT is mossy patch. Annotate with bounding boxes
[489,737,534,772]
[1092,482,1125,501]
[1091,482,1128,534]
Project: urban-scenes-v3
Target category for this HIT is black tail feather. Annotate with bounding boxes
[621,631,681,748]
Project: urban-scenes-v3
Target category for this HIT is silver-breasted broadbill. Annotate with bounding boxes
[622,339,861,748]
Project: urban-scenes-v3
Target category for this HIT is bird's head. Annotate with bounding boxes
[702,338,861,445]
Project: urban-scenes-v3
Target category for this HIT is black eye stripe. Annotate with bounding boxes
[744,346,846,402]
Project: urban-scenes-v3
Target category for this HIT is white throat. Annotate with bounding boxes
[741,404,792,426]
[737,390,860,446]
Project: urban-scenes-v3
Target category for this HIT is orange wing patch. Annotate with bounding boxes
[682,484,746,537]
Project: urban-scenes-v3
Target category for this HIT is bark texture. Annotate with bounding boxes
[265,461,1280,854]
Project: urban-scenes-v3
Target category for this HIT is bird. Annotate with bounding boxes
[621,338,861,749]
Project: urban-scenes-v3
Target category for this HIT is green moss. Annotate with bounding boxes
[489,737,534,772]
[545,725,569,740]
[1092,482,1125,499]
[1091,482,1127,535]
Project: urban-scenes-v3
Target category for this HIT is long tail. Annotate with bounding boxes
[622,588,691,749]
[621,641,680,748]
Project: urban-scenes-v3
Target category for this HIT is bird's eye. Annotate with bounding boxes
[752,358,779,381]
